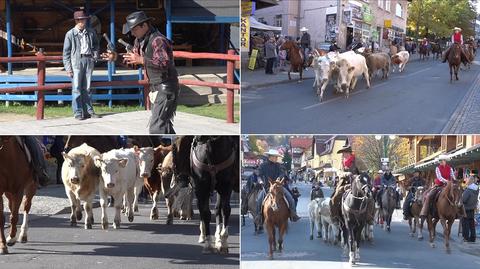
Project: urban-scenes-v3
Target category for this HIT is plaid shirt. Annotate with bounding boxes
[133,29,172,71]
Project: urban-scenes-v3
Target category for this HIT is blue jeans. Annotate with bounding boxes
[72,57,95,117]
[256,186,296,215]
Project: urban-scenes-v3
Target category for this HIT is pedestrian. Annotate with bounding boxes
[264,36,277,74]
[102,11,179,134]
[462,176,479,242]
[63,9,101,120]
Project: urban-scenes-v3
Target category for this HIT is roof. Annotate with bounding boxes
[289,137,313,150]
[250,16,282,31]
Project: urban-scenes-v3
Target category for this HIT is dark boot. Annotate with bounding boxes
[290,211,300,222]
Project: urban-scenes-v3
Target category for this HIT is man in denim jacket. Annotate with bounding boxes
[63,10,100,120]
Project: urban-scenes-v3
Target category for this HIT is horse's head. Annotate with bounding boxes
[414,186,424,204]
[280,40,294,51]
[267,177,285,212]
[448,180,463,208]
[352,173,372,197]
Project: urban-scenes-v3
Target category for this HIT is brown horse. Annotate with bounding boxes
[448,43,462,82]
[462,44,474,70]
[425,181,462,253]
[407,186,424,240]
[419,44,429,60]
[263,178,289,260]
[280,40,304,82]
[0,136,37,254]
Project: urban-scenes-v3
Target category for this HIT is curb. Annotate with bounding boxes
[441,69,480,133]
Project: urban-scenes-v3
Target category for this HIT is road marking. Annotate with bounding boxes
[302,81,389,110]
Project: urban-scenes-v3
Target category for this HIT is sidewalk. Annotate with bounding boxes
[241,67,315,90]
[0,110,239,134]
[442,59,480,133]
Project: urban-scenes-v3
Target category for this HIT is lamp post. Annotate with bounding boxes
[375,135,396,169]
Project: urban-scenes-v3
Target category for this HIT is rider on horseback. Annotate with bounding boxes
[403,170,425,220]
[300,27,311,68]
[255,149,300,225]
[442,27,468,64]
[310,182,324,200]
[376,168,401,209]
[338,144,359,175]
[22,137,50,186]
[242,166,259,213]
[420,154,457,218]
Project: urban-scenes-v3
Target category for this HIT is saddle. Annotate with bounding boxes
[262,192,289,210]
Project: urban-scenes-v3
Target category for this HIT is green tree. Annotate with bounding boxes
[248,136,260,153]
[282,150,292,173]
[407,0,476,39]
[353,136,410,172]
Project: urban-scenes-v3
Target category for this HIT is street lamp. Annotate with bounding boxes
[375,135,396,169]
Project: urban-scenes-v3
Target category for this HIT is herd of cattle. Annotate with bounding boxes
[0,136,240,256]
[309,47,411,102]
[305,39,480,102]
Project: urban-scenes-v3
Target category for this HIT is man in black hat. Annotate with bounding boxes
[337,145,358,175]
[102,11,179,134]
[402,170,425,220]
[63,9,101,120]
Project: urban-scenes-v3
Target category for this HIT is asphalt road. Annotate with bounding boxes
[1,198,239,269]
[241,182,480,269]
[242,54,480,134]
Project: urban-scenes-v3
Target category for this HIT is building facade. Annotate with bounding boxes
[395,136,480,187]
[253,0,409,50]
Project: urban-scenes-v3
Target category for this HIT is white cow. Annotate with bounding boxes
[94,148,139,229]
[61,143,101,229]
[391,51,410,73]
[319,197,339,244]
[335,51,371,99]
[308,197,324,240]
[312,51,340,102]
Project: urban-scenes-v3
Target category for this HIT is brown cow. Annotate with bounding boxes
[360,48,391,81]
[135,145,174,223]
[61,143,101,229]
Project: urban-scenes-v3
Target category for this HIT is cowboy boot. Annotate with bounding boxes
[290,211,300,222]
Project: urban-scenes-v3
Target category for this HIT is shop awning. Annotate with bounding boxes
[250,17,282,31]
[395,144,480,174]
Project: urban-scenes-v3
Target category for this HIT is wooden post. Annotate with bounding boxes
[36,51,45,120]
[226,49,235,123]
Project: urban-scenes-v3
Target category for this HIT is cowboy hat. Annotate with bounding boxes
[437,154,450,161]
[122,11,155,34]
[453,27,462,31]
[337,145,352,154]
[378,170,384,174]
[264,149,282,157]
[74,10,90,20]
[300,27,309,32]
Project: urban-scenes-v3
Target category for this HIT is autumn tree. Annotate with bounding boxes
[353,136,410,172]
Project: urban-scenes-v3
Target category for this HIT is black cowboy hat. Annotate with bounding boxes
[122,11,155,34]
[337,145,352,154]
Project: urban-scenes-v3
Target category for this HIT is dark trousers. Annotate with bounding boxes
[463,209,476,242]
[149,81,179,134]
[265,58,275,74]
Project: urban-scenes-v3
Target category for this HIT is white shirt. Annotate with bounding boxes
[76,27,91,55]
